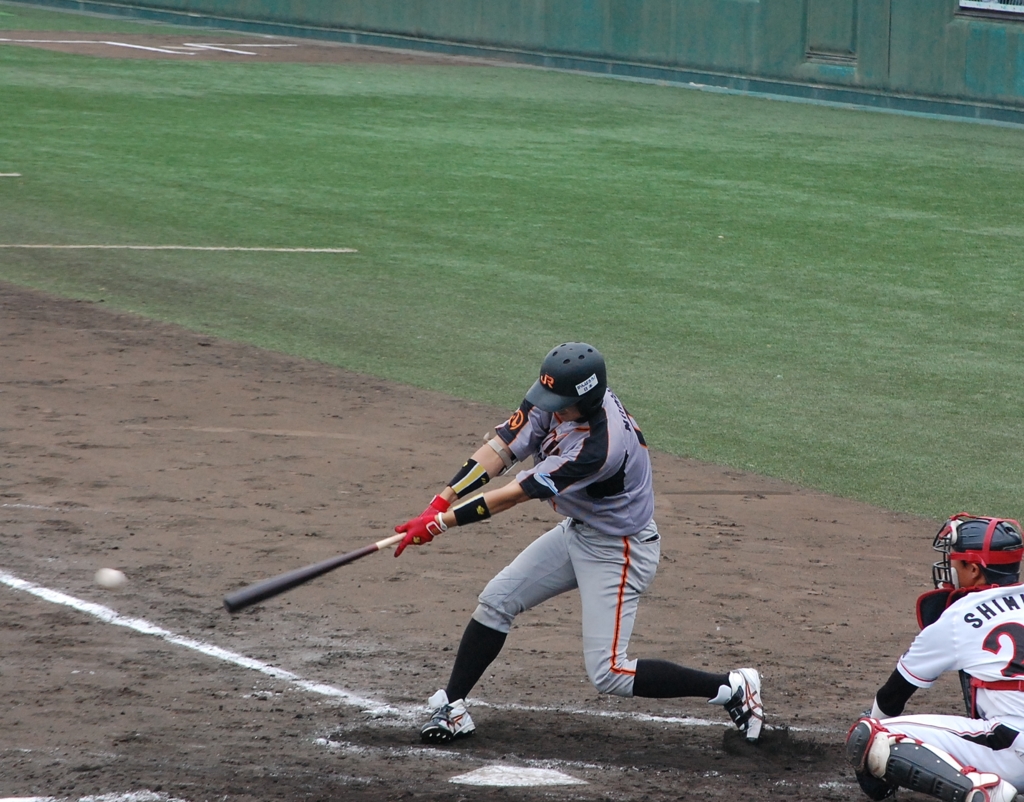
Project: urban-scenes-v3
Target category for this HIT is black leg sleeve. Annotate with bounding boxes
[445,619,507,702]
[633,659,729,699]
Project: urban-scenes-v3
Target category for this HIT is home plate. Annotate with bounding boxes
[450,766,586,786]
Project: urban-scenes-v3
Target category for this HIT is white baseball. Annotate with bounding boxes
[94,567,127,589]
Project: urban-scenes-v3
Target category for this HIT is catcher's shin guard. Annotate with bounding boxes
[886,741,976,802]
[846,719,1017,802]
[886,741,1016,802]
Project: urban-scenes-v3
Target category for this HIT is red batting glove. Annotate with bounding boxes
[394,495,450,557]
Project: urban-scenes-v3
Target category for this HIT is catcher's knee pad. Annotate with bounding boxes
[847,718,889,773]
[846,718,898,800]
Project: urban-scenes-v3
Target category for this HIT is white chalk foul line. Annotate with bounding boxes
[1,792,189,802]
[0,245,357,253]
[101,41,196,55]
[184,43,298,48]
[0,173,21,177]
[181,43,257,56]
[0,569,395,715]
[0,39,193,54]
[0,568,807,735]
[0,38,297,56]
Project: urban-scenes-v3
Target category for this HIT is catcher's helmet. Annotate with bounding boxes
[932,513,1024,588]
[525,342,607,416]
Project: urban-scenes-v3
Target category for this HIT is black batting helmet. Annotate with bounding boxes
[525,342,607,416]
[932,513,1024,588]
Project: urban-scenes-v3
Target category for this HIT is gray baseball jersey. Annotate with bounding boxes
[494,389,654,537]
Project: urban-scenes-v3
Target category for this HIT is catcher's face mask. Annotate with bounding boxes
[932,513,1024,589]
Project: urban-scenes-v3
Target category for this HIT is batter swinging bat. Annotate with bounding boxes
[223,532,404,613]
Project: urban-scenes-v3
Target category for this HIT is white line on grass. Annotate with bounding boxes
[0,38,99,42]
[0,38,295,48]
[0,173,21,177]
[99,42,196,55]
[0,39,299,57]
[0,39,194,54]
[0,38,301,57]
[0,245,357,253]
[184,43,298,48]
[182,44,258,55]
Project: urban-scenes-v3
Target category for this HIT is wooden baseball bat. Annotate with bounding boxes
[223,532,404,613]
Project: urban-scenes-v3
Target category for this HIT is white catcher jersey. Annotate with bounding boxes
[899,583,1024,723]
[494,389,654,537]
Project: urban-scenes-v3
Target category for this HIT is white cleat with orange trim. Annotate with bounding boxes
[420,689,476,744]
[710,667,764,742]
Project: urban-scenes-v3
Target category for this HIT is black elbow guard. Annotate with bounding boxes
[448,459,490,498]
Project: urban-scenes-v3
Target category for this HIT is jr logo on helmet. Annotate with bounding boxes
[540,374,556,389]
[576,374,598,395]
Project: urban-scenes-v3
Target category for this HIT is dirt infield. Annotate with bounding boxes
[0,282,970,801]
[0,30,967,801]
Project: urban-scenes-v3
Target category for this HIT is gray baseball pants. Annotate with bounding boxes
[472,517,660,697]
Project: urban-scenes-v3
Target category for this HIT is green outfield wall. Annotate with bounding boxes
[23,0,1024,120]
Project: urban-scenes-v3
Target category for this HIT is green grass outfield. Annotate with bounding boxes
[2,2,1022,521]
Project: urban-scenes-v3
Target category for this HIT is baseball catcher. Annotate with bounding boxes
[394,342,764,744]
[847,513,1024,802]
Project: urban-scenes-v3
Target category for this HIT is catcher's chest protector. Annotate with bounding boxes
[916,588,975,629]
